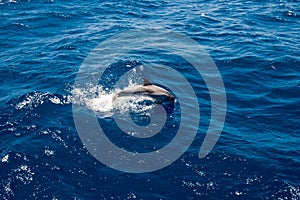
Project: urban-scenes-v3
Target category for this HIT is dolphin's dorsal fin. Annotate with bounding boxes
[143,78,152,86]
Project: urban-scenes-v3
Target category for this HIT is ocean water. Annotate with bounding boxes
[1,0,300,199]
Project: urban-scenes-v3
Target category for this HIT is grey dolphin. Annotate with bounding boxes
[113,78,175,104]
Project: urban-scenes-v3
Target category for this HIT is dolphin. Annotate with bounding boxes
[113,78,175,104]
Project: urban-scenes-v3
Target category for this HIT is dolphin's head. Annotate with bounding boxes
[153,93,175,104]
[151,93,175,114]
[143,85,175,105]
[140,78,175,105]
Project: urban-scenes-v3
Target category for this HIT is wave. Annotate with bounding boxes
[7,92,72,111]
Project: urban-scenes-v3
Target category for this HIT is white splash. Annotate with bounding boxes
[1,154,9,163]
[72,84,156,117]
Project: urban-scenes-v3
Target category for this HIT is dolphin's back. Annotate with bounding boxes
[113,82,174,104]
[113,87,148,101]
[116,87,149,97]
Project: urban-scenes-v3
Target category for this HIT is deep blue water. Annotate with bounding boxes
[1,0,300,199]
